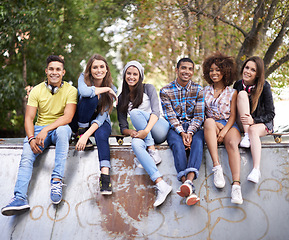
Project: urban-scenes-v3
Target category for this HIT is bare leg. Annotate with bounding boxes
[204,118,220,167]
[101,166,109,175]
[248,124,267,168]
[223,128,241,185]
[237,91,250,133]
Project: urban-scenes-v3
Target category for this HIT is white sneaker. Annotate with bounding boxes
[240,133,250,148]
[231,185,243,204]
[148,149,162,165]
[247,168,261,183]
[153,180,172,207]
[212,165,225,188]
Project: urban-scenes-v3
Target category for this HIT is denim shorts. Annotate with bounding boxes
[216,119,240,133]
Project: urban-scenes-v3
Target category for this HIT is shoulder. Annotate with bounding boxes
[191,81,203,89]
[264,80,271,88]
[63,81,77,91]
[160,81,174,92]
[262,81,273,94]
[30,82,45,94]
[233,80,242,89]
[144,83,156,92]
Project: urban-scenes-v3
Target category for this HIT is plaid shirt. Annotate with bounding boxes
[160,79,204,134]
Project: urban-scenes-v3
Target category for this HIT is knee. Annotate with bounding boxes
[204,118,215,130]
[130,109,141,118]
[225,138,239,150]
[238,90,248,101]
[55,125,71,139]
[131,138,146,151]
[19,156,33,168]
[247,127,259,138]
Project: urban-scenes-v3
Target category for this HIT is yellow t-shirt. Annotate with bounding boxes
[27,81,78,126]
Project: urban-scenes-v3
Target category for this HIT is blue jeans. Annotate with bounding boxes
[71,96,112,169]
[167,123,204,181]
[130,109,169,145]
[14,125,72,200]
[130,109,169,182]
[93,121,111,169]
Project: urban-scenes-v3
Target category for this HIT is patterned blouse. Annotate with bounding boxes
[204,85,235,121]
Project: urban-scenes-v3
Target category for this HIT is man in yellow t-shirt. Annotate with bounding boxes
[1,55,77,216]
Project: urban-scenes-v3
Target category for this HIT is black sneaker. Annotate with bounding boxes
[99,173,112,195]
[77,127,94,150]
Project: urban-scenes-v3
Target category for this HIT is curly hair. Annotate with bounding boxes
[202,52,237,86]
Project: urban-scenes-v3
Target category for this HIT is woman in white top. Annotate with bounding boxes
[117,60,172,207]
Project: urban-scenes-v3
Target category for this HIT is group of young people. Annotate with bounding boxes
[1,52,274,216]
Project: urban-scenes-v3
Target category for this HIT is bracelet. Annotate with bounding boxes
[28,137,36,144]
[28,135,34,140]
[231,180,241,185]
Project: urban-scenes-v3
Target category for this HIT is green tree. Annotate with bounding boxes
[0,0,120,136]
[106,0,289,86]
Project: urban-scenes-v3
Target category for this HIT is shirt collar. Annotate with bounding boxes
[174,79,192,90]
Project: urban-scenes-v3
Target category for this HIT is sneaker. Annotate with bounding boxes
[78,127,94,150]
[176,180,194,197]
[153,180,172,207]
[186,193,200,206]
[231,185,243,204]
[212,165,225,188]
[1,197,30,216]
[148,149,162,165]
[51,180,65,204]
[240,133,250,148]
[99,173,112,195]
[247,168,261,183]
[135,159,143,169]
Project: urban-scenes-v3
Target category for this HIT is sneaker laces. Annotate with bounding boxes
[213,167,223,178]
[8,196,18,204]
[51,182,65,196]
[232,186,241,198]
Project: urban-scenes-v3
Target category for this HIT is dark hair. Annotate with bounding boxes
[202,52,237,86]
[46,55,65,67]
[83,54,114,114]
[118,66,144,114]
[241,56,265,113]
[177,58,195,69]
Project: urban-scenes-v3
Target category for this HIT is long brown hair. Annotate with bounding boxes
[241,56,265,113]
[83,54,113,114]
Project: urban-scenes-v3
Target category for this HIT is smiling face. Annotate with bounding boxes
[45,61,65,87]
[209,63,224,85]
[176,61,194,87]
[125,66,140,90]
[90,60,107,83]
[242,60,257,85]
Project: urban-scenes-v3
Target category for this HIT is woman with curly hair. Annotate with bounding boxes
[203,52,243,204]
[234,56,275,184]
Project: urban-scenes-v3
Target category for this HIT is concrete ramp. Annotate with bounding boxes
[0,137,289,240]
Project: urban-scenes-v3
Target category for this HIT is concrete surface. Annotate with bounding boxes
[0,136,289,240]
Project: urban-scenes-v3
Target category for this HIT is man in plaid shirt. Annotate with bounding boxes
[160,57,204,206]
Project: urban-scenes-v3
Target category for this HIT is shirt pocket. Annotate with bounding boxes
[172,101,182,115]
[186,100,196,116]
